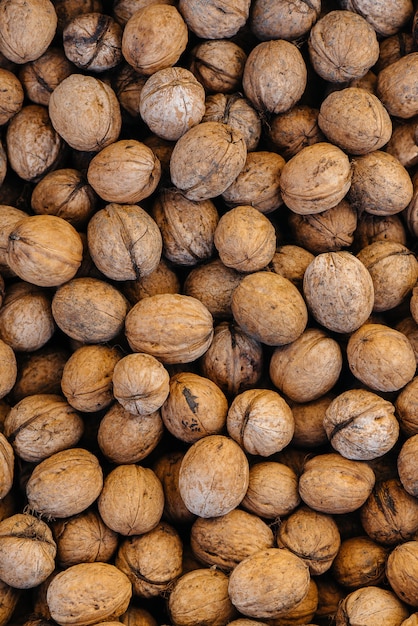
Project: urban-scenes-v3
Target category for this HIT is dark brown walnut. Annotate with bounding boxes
[406,170,418,239]
[191,508,274,572]
[302,251,374,334]
[7,214,83,287]
[250,0,321,41]
[31,168,97,228]
[142,134,174,180]
[377,53,418,119]
[139,67,205,141]
[178,0,250,39]
[161,371,228,443]
[335,586,409,626]
[0,0,57,64]
[121,4,188,75]
[119,606,159,626]
[188,39,247,94]
[51,509,118,569]
[231,271,308,346]
[0,431,14,499]
[395,376,418,436]
[240,461,300,519]
[199,320,263,397]
[61,344,122,413]
[341,0,414,37]
[184,259,242,319]
[4,393,84,463]
[111,62,148,118]
[152,450,196,526]
[242,39,307,115]
[375,33,416,73]
[48,73,122,152]
[0,579,20,626]
[87,203,162,281]
[18,47,74,107]
[121,258,180,304]
[11,345,70,403]
[125,293,214,364]
[0,68,24,124]
[0,205,30,277]
[113,0,176,26]
[352,212,407,252]
[0,514,56,589]
[46,562,132,626]
[347,323,416,392]
[170,121,247,202]
[268,245,314,292]
[202,93,261,152]
[386,541,418,607]
[0,143,6,189]
[267,104,325,160]
[308,10,379,83]
[115,522,183,598]
[53,0,103,32]
[151,187,219,267]
[290,393,333,450]
[360,478,418,546]
[398,434,418,498]
[331,535,389,589]
[97,403,164,464]
[356,240,418,312]
[63,12,122,72]
[6,104,65,182]
[87,140,161,204]
[51,277,129,343]
[385,119,418,169]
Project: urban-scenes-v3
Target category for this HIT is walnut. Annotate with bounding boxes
[183,259,242,319]
[342,0,414,37]
[188,39,247,94]
[335,586,409,625]
[0,67,24,124]
[18,47,74,106]
[241,461,300,519]
[331,535,389,589]
[202,93,261,152]
[0,431,14,499]
[250,0,320,41]
[377,53,418,119]
[386,541,418,608]
[178,0,250,39]
[63,12,122,72]
[267,105,325,160]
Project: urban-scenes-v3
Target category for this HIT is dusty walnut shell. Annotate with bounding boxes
[121,257,180,304]
[152,450,196,526]
[188,39,247,94]
[347,323,416,392]
[250,0,321,41]
[46,562,132,626]
[377,53,418,119]
[0,513,56,589]
[353,211,407,253]
[242,39,307,114]
[335,585,409,626]
[0,579,20,626]
[179,0,250,39]
[386,541,418,607]
[398,434,418,498]
[63,12,122,72]
[342,0,413,37]
[0,431,14,499]
[169,121,247,202]
[280,142,352,215]
[178,434,249,518]
[125,293,214,364]
[268,244,314,292]
[302,251,375,334]
[0,205,30,277]
[240,461,300,519]
[331,535,389,589]
[0,67,24,124]
[18,46,74,107]
[113,0,176,25]
[202,92,261,152]
[267,105,325,160]
[183,259,242,319]
[395,376,418,436]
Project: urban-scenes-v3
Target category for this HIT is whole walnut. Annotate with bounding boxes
[398,434,418,498]
[376,33,416,73]
[53,0,103,32]
[352,212,407,252]
[331,535,389,589]
[290,393,333,450]
[111,62,147,118]
[386,120,418,169]
[241,461,300,519]
[18,47,74,107]
[0,432,14,500]
[335,586,409,626]
[202,93,261,152]
[121,257,180,304]
[0,205,30,277]
[178,0,250,39]
[183,259,242,319]
[386,541,418,607]
[267,105,325,160]
[0,68,24,125]
[152,450,196,526]
[341,0,413,37]
[63,12,122,72]
[113,0,176,25]
[250,0,321,41]
[268,244,314,291]
[377,53,418,119]
[0,579,20,626]
[188,39,247,94]
[395,376,418,436]
[10,345,69,403]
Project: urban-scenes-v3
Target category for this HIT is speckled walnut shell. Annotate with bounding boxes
[398,435,418,498]
[4,393,84,463]
[331,535,389,589]
[335,586,409,626]
[241,461,300,519]
[0,0,57,64]
[152,450,196,526]
[0,205,29,277]
[202,93,261,152]
[178,0,250,39]
[353,212,407,252]
[11,345,70,403]
[189,39,247,94]
[48,74,122,152]
[386,541,418,608]
[268,245,314,291]
[280,142,352,215]
[250,0,321,41]
[18,46,74,107]
[0,432,14,499]
[0,514,56,590]
[113,0,176,26]
[178,434,249,518]
[376,33,415,73]
[87,203,162,281]
[386,120,418,169]
[347,323,416,392]
[242,40,307,114]
[125,293,214,364]
[308,11,379,83]
[395,376,418,436]
[0,68,24,124]
[267,105,325,160]
[302,251,375,334]
[0,579,20,626]
[46,562,132,626]
[377,53,418,119]
[63,12,122,72]
[342,0,413,37]
[183,259,242,319]
[122,4,188,75]
[170,121,247,202]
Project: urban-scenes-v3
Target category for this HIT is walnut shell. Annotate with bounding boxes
[26,447,103,518]
[376,33,416,73]
[98,464,164,536]
[395,376,418,436]
[202,93,261,152]
[0,338,16,401]
[290,394,333,450]
[353,211,407,252]
[10,345,69,403]
[386,120,418,169]
[121,4,188,75]
[113,0,176,26]
[18,46,74,107]
[386,541,418,607]
[178,434,249,518]
[86,140,161,204]
[242,40,307,114]
[0,513,56,589]
[267,105,324,160]
[335,586,409,625]
[0,579,20,626]
[250,0,320,41]
[268,245,314,291]
[4,393,84,463]
[0,205,30,277]
[280,142,352,215]
[152,450,196,525]
[343,0,413,37]
[7,214,83,287]
[189,39,247,94]
[0,67,24,124]
[302,251,375,334]
[228,548,310,620]
[121,258,180,304]
[0,431,14,499]
[48,74,122,152]
[347,323,416,392]
[398,434,418,498]
[323,388,400,461]
[46,562,132,626]
[111,62,148,118]
[125,293,214,364]
[63,12,122,72]
[178,0,250,39]
[240,461,300,519]
[183,259,242,319]
[332,535,389,589]
[377,53,418,119]
[169,121,247,202]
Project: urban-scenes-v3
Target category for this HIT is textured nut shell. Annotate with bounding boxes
[4,393,84,463]
[0,205,30,277]
[112,352,170,416]
[242,40,307,114]
[47,562,132,626]
[183,259,242,319]
[343,0,413,37]
[7,214,83,288]
[98,464,164,536]
[121,257,180,304]
[179,0,250,39]
[228,547,310,619]
[267,105,324,160]
[202,93,261,152]
[268,245,314,291]
[241,461,300,519]
[353,212,407,252]
[386,541,418,607]
[0,514,56,589]
[303,251,374,334]
[335,586,409,626]
[0,432,14,499]
[298,452,375,514]
[0,579,20,626]
[280,142,352,215]
[152,450,196,525]
[62,12,122,72]
[250,0,321,41]
[125,293,214,364]
[26,447,103,518]
[178,434,249,518]
[398,435,418,498]
[231,271,308,346]
[226,388,294,456]
[87,140,161,204]
[291,394,333,449]
[269,328,343,403]
[18,45,74,107]
[347,323,416,392]
[170,121,247,202]
[0,338,17,399]
[0,68,24,125]
[395,376,418,436]
[189,39,246,94]
[377,53,418,119]
[10,345,69,403]
[48,74,122,152]
[331,535,389,589]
